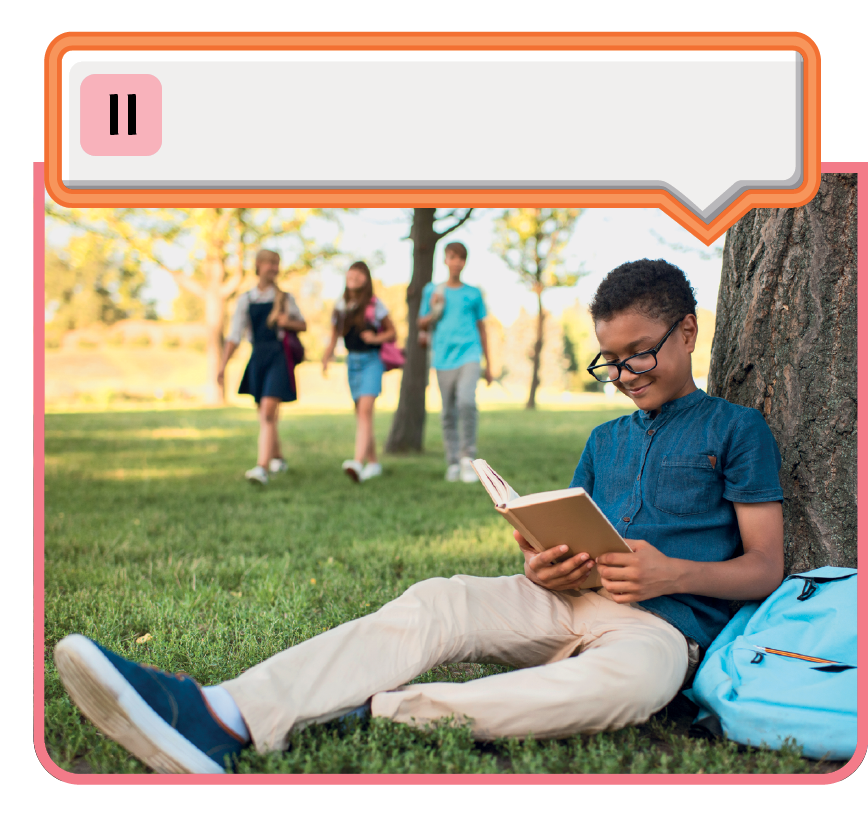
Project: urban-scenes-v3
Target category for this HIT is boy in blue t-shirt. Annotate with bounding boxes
[418,242,492,483]
[53,259,785,773]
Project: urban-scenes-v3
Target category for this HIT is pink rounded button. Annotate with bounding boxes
[80,74,162,156]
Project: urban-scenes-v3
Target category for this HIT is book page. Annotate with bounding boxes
[506,487,586,510]
[472,459,520,506]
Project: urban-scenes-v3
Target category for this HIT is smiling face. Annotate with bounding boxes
[345,266,368,292]
[255,250,280,285]
[594,309,698,415]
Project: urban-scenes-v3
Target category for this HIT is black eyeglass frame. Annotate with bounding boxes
[586,318,684,383]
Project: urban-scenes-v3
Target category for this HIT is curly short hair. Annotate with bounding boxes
[589,259,697,324]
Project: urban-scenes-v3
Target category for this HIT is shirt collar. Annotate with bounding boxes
[637,388,706,427]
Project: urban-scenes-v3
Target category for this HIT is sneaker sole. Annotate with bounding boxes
[54,634,225,774]
[343,467,360,483]
[245,476,267,486]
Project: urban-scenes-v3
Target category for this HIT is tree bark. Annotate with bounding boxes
[385,209,438,453]
[526,288,545,409]
[707,173,857,573]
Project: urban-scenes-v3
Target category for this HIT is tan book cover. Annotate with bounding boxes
[471,459,633,589]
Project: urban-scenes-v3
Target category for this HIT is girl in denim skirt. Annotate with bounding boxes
[323,261,396,483]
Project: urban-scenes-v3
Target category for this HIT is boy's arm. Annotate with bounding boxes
[596,501,784,604]
[477,320,493,384]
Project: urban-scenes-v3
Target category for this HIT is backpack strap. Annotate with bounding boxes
[364,296,380,328]
[428,282,448,325]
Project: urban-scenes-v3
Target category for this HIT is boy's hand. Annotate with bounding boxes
[596,539,681,603]
[514,531,595,591]
[484,367,493,385]
[360,329,377,344]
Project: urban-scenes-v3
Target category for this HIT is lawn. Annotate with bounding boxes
[42,405,839,775]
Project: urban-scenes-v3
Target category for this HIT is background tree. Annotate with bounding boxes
[385,208,473,453]
[45,231,155,330]
[46,207,338,404]
[707,173,857,574]
[493,208,584,408]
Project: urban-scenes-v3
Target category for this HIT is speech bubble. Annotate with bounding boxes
[46,32,820,244]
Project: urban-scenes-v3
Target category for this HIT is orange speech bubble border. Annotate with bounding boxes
[45,31,820,245]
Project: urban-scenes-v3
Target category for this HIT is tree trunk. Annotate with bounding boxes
[385,209,437,453]
[707,173,857,573]
[526,289,545,409]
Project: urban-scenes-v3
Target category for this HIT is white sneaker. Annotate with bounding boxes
[360,462,382,481]
[245,465,269,485]
[342,459,363,483]
[445,463,461,482]
[460,457,478,483]
[268,458,289,474]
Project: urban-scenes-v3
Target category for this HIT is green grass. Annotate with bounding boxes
[43,406,841,775]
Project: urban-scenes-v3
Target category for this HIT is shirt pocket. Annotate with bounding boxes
[653,454,721,516]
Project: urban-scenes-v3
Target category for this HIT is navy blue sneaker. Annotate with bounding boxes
[334,700,371,733]
[54,634,247,773]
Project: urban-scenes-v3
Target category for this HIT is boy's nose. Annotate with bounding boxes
[619,367,644,386]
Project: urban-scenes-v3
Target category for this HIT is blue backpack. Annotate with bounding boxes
[684,567,857,761]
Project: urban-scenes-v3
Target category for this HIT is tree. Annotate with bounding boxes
[46,207,338,404]
[493,208,584,408]
[384,208,473,453]
[45,230,155,329]
[707,173,857,574]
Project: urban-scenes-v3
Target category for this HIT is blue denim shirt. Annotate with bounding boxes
[569,388,783,648]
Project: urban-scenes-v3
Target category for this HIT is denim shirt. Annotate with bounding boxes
[569,388,783,648]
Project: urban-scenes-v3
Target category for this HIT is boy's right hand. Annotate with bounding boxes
[514,531,595,591]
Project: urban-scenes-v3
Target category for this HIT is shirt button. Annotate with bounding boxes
[622,516,631,522]
[647,429,655,436]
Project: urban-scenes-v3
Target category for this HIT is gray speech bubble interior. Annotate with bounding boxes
[66,56,804,223]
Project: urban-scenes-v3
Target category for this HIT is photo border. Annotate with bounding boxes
[33,162,866,783]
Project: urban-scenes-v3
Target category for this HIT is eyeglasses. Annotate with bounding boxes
[586,318,684,383]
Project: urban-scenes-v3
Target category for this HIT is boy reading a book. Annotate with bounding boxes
[53,259,784,773]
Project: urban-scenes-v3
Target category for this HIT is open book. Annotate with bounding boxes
[471,459,632,589]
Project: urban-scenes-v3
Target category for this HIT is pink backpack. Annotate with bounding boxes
[365,297,405,372]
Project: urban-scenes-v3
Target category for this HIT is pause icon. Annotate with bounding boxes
[80,73,162,157]
[109,94,137,136]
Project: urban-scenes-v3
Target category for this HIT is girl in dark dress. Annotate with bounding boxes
[218,249,307,485]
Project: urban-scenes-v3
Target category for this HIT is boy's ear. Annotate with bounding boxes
[682,314,699,352]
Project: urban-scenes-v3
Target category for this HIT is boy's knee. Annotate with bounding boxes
[401,576,472,616]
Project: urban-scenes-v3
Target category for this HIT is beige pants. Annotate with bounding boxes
[222,574,689,753]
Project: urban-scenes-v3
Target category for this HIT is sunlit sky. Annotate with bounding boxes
[137,207,725,325]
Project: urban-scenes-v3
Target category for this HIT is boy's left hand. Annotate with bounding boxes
[596,540,682,603]
[359,330,378,344]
